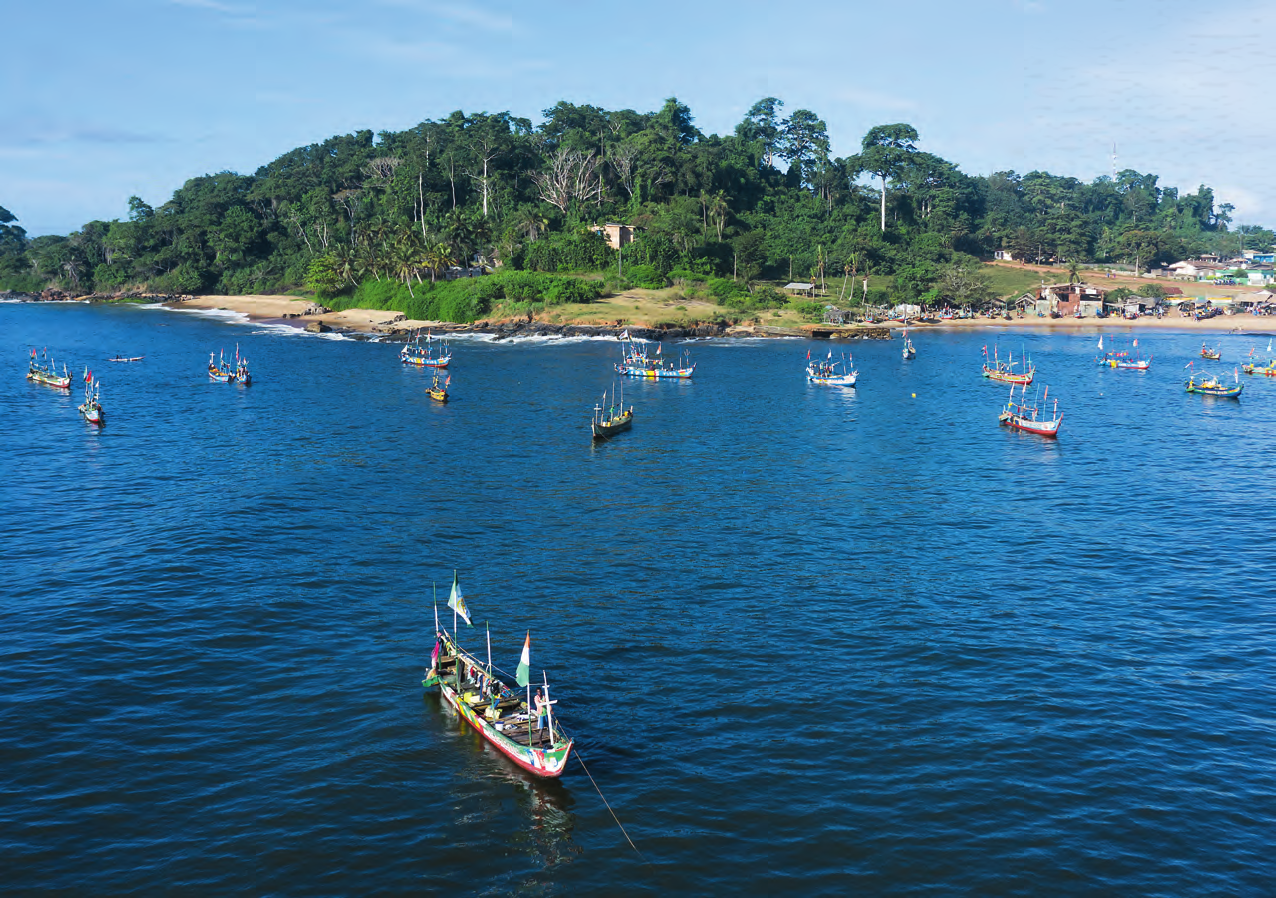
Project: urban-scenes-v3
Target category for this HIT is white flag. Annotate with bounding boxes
[447,571,472,626]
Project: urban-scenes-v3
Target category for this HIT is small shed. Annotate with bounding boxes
[784,282,815,297]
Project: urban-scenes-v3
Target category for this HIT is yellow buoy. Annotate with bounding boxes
[911,393,916,398]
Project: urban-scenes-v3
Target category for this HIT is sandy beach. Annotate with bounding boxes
[168,295,443,333]
[168,293,1276,338]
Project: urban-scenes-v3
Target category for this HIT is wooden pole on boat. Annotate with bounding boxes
[542,670,556,745]
[485,621,492,680]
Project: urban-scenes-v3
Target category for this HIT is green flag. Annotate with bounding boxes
[516,631,530,687]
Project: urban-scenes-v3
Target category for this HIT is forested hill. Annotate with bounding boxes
[1,97,1270,316]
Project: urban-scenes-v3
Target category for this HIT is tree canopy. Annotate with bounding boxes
[1,97,1264,318]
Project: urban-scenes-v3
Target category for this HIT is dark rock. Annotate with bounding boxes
[305,321,331,333]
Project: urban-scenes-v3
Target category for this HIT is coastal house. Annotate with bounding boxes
[993,250,1017,262]
[1035,282,1106,317]
[593,222,639,250]
[1168,260,1227,281]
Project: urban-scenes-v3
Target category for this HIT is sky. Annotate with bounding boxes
[4,0,1274,236]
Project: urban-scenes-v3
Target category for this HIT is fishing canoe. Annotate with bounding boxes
[424,630,573,778]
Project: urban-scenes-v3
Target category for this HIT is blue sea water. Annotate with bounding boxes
[2,301,1275,895]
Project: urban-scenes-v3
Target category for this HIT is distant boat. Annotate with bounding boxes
[616,337,695,379]
[1098,338,1151,370]
[591,382,633,439]
[902,330,916,360]
[107,355,144,362]
[1241,347,1276,376]
[78,370,105,426]
[806,352,857,386]
[1185,369,1242,399]
[27,348,71,389]
[234,352,252,386]
[427,373,450,403]
[208,351,236,383]
[422,575,574,778]
[1200,343,1221,360]
[998,382,1061,437]
[401,331,451,368]
[982,345,1034,384]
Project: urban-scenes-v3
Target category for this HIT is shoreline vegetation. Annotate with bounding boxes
[6,287,1271,340]
[4,97,1275,335]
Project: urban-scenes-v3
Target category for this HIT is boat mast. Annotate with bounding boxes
[542,670,556,744]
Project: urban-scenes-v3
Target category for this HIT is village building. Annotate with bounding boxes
[592,222,639,250]
[1034,282,1107,317]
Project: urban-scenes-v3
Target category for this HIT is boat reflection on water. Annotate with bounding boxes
[426,692,582,869]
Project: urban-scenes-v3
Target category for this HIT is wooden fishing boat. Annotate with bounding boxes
[616,338,695,378]
[1241,343,1276,375]
[1200,343,1221,360]
[981,345,1034,384]
[1098,338,1151,370]
[427,373,450,403]
[78,372,105,426]
[998,382,1061,437]
[27,349,71,389]
[806,353,857,386]
[401,332,451,368]
[591,382,633,439]
[902,331,916,360]
[1185,371,1242,398]
[422,578,573,778]
[107,355,145,362]
[235,358,252,386]
[208,351,236,383]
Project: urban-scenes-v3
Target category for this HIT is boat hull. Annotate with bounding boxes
[983,365,1034,384]
[27,371,71,389]
[403,356,451,368]
[616,364,694,378]
[999,411,1060,437]
[808,373,857,386]
[428,389,448,403]
[592,413,633,438]
[1186,383,1242,398]
[1241,363,1276,376]
[435,680,572,778]
[78,404,105,425]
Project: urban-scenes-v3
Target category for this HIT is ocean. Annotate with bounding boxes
[2,300,1274,894]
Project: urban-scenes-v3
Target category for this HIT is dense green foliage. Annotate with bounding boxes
[2,97,1269,317]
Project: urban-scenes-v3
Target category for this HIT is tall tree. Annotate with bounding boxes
[737,97,785,168]
[854,123,921,232]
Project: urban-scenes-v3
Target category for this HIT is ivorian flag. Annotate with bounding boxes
[516,631,530,687]
[447,571,471,626]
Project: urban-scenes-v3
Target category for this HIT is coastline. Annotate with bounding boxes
[166,294,1276,339]
[11,291,1275,339]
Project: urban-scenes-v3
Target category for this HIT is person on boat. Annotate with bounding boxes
[533,688,547,735]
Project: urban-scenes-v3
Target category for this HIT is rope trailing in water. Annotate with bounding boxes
[574,748,649,866]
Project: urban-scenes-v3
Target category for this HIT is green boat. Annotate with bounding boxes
[422,575,573,778]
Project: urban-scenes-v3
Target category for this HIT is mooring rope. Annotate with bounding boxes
[574,748,650,866]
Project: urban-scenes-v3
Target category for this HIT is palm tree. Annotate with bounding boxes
[512,208,548,242]
[1067,259,1082,284]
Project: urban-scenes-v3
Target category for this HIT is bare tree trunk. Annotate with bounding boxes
[449,156,456,210]
[419,172,427,241]
[880,175,887,232]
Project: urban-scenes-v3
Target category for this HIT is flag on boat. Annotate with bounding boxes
[1184,361,1193,369]
[619,329,629,340]
[516,631,531,687]
[1098,335,1103,350]
[447,571,472,625]
[1133,338,1138,348]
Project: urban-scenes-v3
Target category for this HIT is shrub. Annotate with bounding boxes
[624,263,666,289]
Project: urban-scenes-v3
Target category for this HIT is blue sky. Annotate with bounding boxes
[5,0,1274,236]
